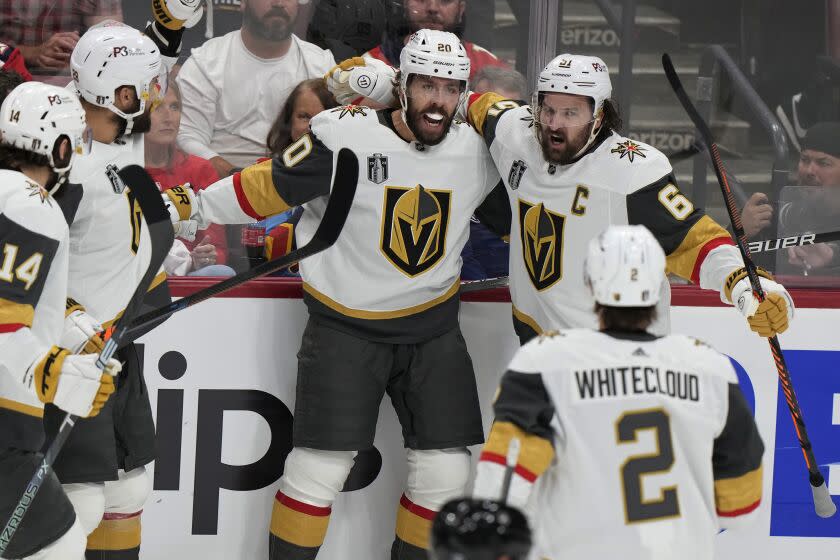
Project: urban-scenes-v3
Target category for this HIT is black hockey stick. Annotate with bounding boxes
[123,148,359,343]
[0,166,175,555]
[749,229,840,254]
[460,275,509,294]
[663,53,836,518]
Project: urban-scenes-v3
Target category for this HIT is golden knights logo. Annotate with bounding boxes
[368,153,388,184]
[518,199,565,291]
[508,159,527,190]
[381,185,451,277]
[610,139,647,162]
[331,105,368,119]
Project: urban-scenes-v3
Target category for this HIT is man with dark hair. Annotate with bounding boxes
[177,0,335,179]
[363,0,507,79]
[472,225,765,559]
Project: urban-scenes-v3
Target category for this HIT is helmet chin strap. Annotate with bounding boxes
[46,171,69,196]
[570,119,602,160]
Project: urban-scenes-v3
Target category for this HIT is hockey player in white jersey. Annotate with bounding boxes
[326,54,795,344]
[0,82,120,560]
[41,4,202,559]
[162,29,502,560]
[471,225,765,560]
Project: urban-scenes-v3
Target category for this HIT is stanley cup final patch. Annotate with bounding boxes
[368,153,389,184]
[508,159,527,190]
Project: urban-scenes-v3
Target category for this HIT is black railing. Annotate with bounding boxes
[691,45,791,210]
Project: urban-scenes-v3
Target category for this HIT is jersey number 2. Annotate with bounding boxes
[616,408,680,523]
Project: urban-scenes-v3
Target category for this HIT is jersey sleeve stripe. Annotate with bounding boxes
[237,160,291,219]
[714,465,762,516]
[0,397,44,418]
[479,450,540,482]
[665,215,734,282]
[467,92,507,135]
[0,298,35,329]
[232,171,265,221]
[482,420,554,481]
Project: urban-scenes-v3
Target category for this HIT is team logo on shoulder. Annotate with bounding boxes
[25,180,50,204]
[518,198,565,291]
[331,105,368,119]
[610,139,647,163]
[367,153,389,184]
[508,159,527,190]
[106,164,126,193]
[381,184,451,277]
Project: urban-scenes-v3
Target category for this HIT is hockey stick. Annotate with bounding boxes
[662,53,836,518]
[749,229,840,254]
[459,275,509,294]
[0,166,175,555]
[123,148,359,344]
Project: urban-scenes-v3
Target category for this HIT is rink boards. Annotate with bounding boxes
[136,282,840,559]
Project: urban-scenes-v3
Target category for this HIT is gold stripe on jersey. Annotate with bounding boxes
[512,305,543,336]
[467,92,507,134]
[482,420,554,481]
[0,397,44,418]
[239,159,292,218]
[302,279,460,320]
[0,298,34,327]
[664,215,732,281]
[715,465,763,516]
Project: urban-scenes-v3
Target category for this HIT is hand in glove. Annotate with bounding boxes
[162,184,202,241]
[724,267,794,337]
[61,308,105,355]
[31,347,120,418]
[324,57,396,107]
[151,0,204,30]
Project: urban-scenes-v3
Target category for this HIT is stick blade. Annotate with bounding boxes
[812,480,838,518]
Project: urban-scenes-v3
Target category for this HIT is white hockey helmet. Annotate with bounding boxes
[70,24,165,130]
[0,82,91,181]
[398,29,470,107]
[535,54,612,119]
[584,225,666,307]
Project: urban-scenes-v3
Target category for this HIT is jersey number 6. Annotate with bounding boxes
[616,408,680,524]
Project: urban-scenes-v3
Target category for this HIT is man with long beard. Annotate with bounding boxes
[162,30,503,560]
[41,4,202,557]
[177,0,335,179]
[328,53,796,345]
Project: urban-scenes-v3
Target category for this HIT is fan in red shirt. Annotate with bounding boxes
[0,42,32,81]
[363,0,507,79]
[145,81,235,277]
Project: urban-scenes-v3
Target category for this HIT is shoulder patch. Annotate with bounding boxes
[610,139,648,163]
[330,105,369,119]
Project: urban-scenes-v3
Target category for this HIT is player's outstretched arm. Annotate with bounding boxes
[146,0,204,68]
[473,355,555,509]
[713,382,765,528]
[626,173,794,338]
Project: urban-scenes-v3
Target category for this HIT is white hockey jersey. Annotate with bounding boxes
[66,134,169,326]
[473,328,764,560]
[195,106,501,342]
[0,170,71,451]
[466,94,745,338]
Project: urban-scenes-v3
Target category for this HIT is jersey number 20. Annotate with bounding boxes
[616,408,680,523]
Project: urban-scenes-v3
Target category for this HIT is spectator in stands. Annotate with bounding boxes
[0,61,24,102]
[0,1,122,76]
[261,78,339,269]
[364,0,507,79]
[145,81,235,277]
[177,0,336,179]
[741,121,840,273]
[472,65,527,99]
[0,42,32,80]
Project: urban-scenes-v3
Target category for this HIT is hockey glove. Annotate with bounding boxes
[325,57,396,107]
[31,347,120,418]
[151,0,204,30]
[724,267,795,337]
[61,306,106,355]
[163,184,202,241]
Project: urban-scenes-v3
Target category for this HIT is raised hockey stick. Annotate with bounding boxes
[123,148,359,343]
[0,166,175,555]
[662,53,837,518]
